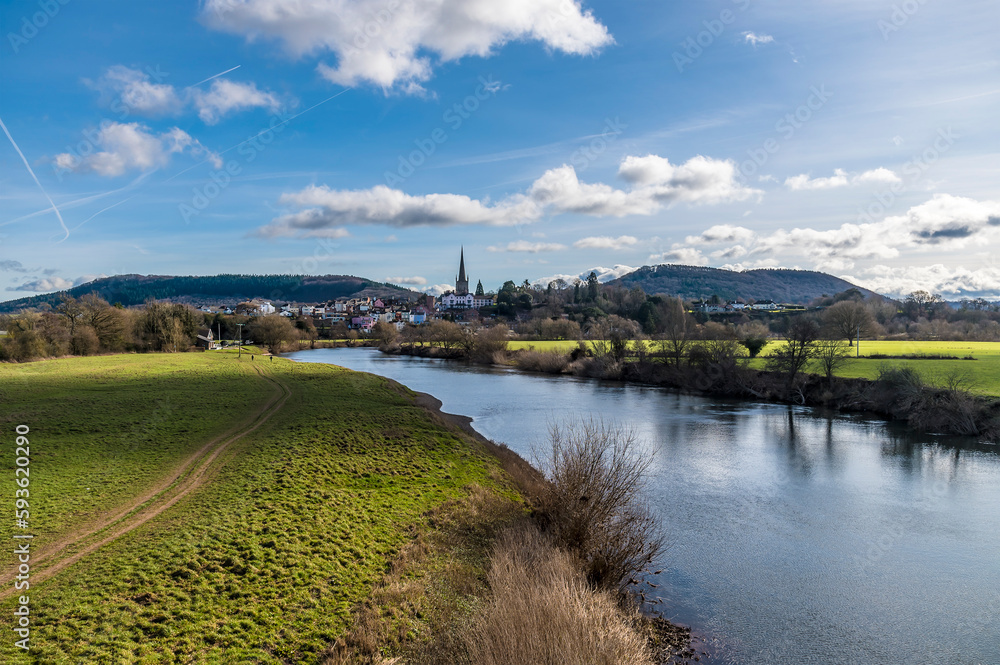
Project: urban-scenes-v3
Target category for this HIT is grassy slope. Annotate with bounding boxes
[509,340,1000,395]
[0,352,517,663]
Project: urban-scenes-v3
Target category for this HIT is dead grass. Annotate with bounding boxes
[465,524,653,665]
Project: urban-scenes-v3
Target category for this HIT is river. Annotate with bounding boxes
[287,347,1000,665]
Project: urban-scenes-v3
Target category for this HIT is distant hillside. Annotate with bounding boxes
[608,265,876,304]
[0,274,419,312]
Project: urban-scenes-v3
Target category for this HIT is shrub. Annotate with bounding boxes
[537,420,665,597]
[515,350,571,374]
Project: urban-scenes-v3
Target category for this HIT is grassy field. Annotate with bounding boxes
[510,339,1000,395]
[0,351,520,663]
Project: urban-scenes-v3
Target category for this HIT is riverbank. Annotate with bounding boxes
[381,343,1000,442]
[0,351,692,663]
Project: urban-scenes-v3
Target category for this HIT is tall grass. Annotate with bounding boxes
[465,525,652,665]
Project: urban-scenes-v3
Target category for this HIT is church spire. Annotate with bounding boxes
[456,247,469,295]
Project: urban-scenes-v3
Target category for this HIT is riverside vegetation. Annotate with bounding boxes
[0,351,683,664]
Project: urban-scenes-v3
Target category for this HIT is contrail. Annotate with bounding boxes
[190,65,241,87]
[1,171,152,228]
[163,88,352,184]
[0,114,70,241]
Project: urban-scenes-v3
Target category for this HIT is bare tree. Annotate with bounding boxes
[823,300,875,346]
[814,339,850,385]
[767,318,820,388]
[655,297,693,367]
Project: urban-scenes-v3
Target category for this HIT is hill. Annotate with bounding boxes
[0,274,419,312]
[608,264,876,304]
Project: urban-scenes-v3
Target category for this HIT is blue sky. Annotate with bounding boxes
[1,0,998,300]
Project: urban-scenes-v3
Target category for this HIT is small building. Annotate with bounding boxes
[195,327,217,349]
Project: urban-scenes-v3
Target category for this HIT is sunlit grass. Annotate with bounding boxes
[0,353,513,663]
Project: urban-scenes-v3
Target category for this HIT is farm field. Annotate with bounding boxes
[509,339,1000,395]
[0,351,518,663]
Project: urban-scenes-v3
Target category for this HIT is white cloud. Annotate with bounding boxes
[845,264,1000,299]
[488,241,566,253]
[10,273,106,293]
[785,167,902,190]
[90,65,184,115]
[261,154,758,237]
[256,184,540,237]
[573,235,638,250]
[387,276,427,285]
[201,0,613,92]
[648,247,708,266]
[54,122,221,176]
[785,169,851,190]
[192,79,282,124]
[532,264,636,287]
[422,283,455,296]
[685,224,756,245]
[742,32,774,47]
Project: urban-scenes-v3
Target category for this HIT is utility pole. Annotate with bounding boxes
[236,323,245,359]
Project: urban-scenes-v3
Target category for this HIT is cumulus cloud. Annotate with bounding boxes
[54,122,221,176]
[192,79,282,124]
[0,260,29,272]
[201,0,613,92]
[648,247,708,266]
[387,276,428,285]
[256,184,540,237]
[422,283,455,296]
[573,235,638,250]
[785,167,902,190]
[89,65,184,115]
[532,264,636,288]
[261,154,758,237]
[647,195,1000,285]
[488,241,566,253]
[742,32,774,47]
[10,273,106,293]
[845,264,1000,299]
[88,66,286,124]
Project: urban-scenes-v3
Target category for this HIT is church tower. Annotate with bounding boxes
[456,247,469,295]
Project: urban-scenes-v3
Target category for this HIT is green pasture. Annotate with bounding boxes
[0,352,514,663]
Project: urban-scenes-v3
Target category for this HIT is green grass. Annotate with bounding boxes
[508,339,1000,395]
[0,352,516,663]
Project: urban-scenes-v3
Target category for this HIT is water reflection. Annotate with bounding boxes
[288,348,1000,665]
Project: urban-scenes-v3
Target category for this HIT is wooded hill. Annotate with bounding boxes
[0,274,419,312]
[608,264,876,304]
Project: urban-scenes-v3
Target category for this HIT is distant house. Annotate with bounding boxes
[751,300,780,311]
[195,327,217,349]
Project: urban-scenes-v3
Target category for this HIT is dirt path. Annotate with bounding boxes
[0,365,291,598]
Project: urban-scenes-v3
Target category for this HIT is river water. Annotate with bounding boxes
[287,347,1000,665]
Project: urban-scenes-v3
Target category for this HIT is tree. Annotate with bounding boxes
[586,271,600,302]
[823,300,875,345]
[371,321,398,347]
[589,315,639,362]
[56,296,85,336]
[247,315,298,354]
[814,339,850,385]
[475,280,485,296]
[655,297,693,367]
[767,317,819,387]
[736,321,770,358]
